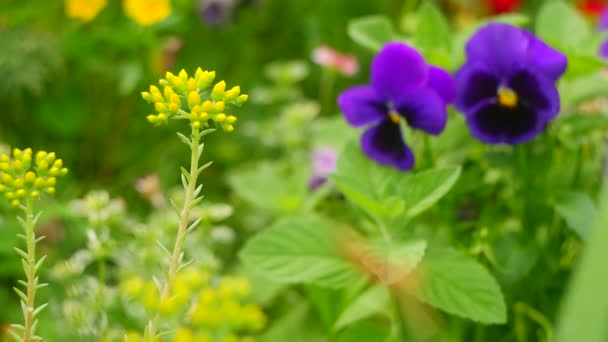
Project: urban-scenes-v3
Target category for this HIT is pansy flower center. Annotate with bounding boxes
[497,86,518,108]
[388,110,401,124]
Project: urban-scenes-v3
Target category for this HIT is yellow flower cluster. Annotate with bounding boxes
[0,149,68,207]
[141,68,248,132]
[123,0,171,27]
[120,270,265,342]
[65,0,108,21]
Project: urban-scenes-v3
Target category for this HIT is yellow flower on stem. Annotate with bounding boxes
[65,0,108,21]
[123,0,172,26]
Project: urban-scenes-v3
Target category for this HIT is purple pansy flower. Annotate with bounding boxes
[337,42,455,171]
[455,23,567,145]
[310,148,337,190]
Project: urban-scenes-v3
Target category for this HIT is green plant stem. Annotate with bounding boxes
[393,294,411,341]
[22,197,37,342]
[319,68,336,114]
[516,145,530,229]
[98,258,106,305]
[147,127,202,337]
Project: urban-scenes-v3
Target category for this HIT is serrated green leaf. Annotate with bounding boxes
[334,286,390,330]
[553,192,596,240]
[239,216,362,288]
[347,16,394,51]
[536,0,590,48]
[413,249,506,324]
[398,166,461,219]
[413,2,451,55]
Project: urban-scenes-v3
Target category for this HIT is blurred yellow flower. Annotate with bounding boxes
[65,0,107,21]
[123,0,172,26]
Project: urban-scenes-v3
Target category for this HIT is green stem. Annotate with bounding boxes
[516,145,530,229]
[319,68,336,114]
[392,293,412,342]
[22,198,37,342]
[146,127,204,337]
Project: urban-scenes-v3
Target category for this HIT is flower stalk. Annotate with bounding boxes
[146,126,214,338]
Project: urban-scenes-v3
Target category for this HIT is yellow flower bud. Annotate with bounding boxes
[155,102,168,113]
[159,297,177,316]
[11,199,20,207]
[12,160,23,170]
[171,77,185,93]
[13,148,22,159]
[16,189,26,198]
[172,328,194,342]
[34,178,45,187]
[2,173,13,184]
[38,160,49,170]
[5,192,15,199]
[143,283,159,311]
[170,94,180,105]
[165,72,175,81]
[226,115,237,124]
[150,85,161,95]
[0,184,4,192]
[187,78,197,92]
[147,115,157,123]
[61,168,68,175]
[47,152,56,162]
[164,86,175,99]
[178,69,188,81]
[157,113,168,121]
[213,101,225,112]
[188,91,201,108]
[141,92,154,102]
[25,172,36,183]
[23,148,32,156]
[199,112,209,121]
[120,276,144,297]
[192,121,201,129]
[13,178,24,188]
[190,111,199,120]
[30,191,40,199]
[196,70,215,90]
[215,113,226,122]
[152,93,164,102]
[49,167,60,176]
[36,151,47,161]
[225,86,241,101]
[46,187,55,195]
[169,103,180,114]
[0,163,9,171]
[201,101,213,112]
[224,125,234,133]
[191,105,202,114]
[211,81,226,100]
[47,177,56,186]
[53,159,63,169]
[0,154,8,162]
[236,94,249,105]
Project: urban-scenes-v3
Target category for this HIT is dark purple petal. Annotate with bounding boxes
[394,87,447,135]
[454,63,499,112]
[466,99,546,145]
[522,31,568,81]
[361,120,414,171]
[338,86,386,127]
[427,66,456,104]
[371,42,429,101]
[600,39,608,59]
[465,23,528,76]
[508,68,560,121]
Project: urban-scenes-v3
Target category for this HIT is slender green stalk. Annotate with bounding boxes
[14,198,41,342]
[146,127,206,337]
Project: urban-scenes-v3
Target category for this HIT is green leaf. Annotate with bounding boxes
[553,192,596,240]
[348,16,394,52]
[331,142,404,220]
[413,249,506,324]
[560,72,608,104]
[334,286,391,330]
[331,142,461,222]
[335,320,390,342]
[239,216,363,288]
[227,162,308,215]
[413,2,451,54]
[398,166,461,219]
[556,184,608,342]
[536,0,590,48]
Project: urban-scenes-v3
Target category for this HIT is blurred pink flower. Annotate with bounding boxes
[310,148,337,190]
[312,45,359,77]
